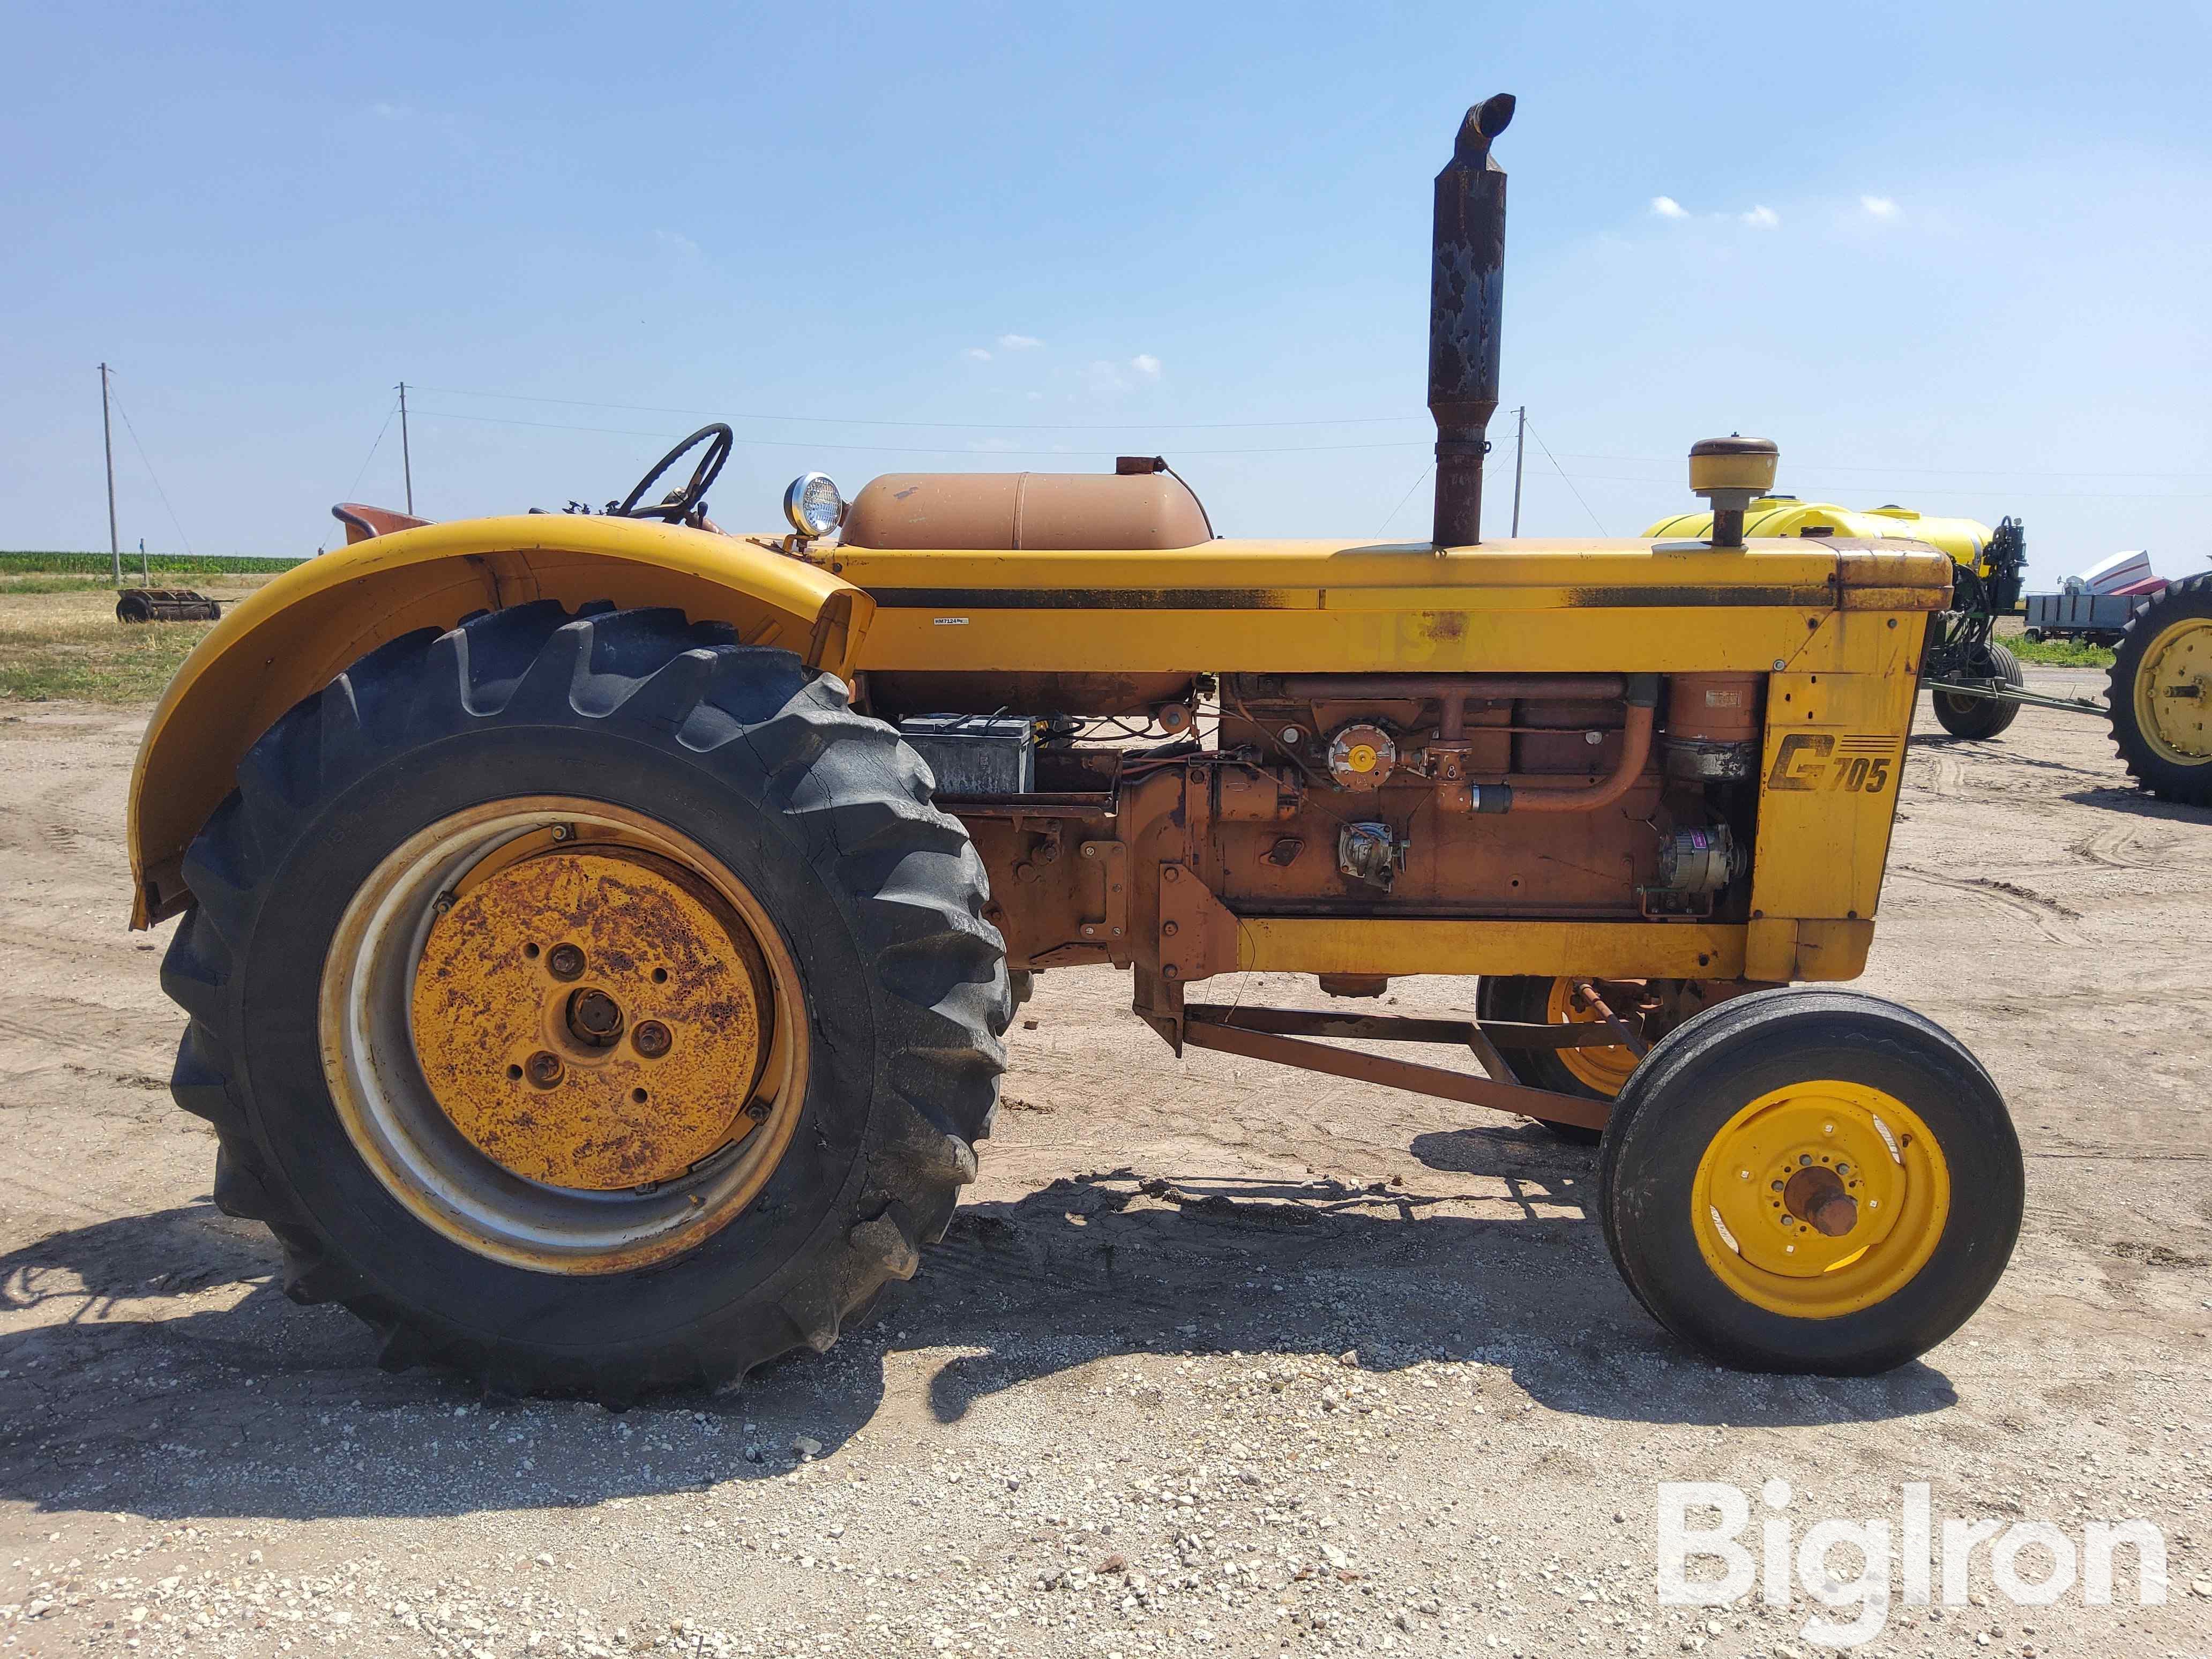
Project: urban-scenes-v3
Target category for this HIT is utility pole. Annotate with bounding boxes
[139,537,149,583]
[100,364,121,586]
[397,381,414,515]
[1509,405,1527,538]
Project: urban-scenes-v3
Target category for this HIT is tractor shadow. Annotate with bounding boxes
[0,1130,1956,1523]
[2061,784,2212,820]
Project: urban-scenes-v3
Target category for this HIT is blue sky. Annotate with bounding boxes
[5,1,2209,584]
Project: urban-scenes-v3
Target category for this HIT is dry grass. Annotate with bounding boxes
[0,575,275,703]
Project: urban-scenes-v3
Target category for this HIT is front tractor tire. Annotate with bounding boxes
[1598,989,2022,1375]
[162,602,1011,1401]
[2108,574,2212,805]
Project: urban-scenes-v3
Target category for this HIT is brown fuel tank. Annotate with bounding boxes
[840,461,1213,551]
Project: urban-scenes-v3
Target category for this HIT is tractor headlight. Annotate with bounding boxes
[783,473,845,539]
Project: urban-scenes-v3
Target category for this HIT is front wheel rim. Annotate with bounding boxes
[1691,1080,1951,1319]
[319,797,811,1275]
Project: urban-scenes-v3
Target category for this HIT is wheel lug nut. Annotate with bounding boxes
[633,1020,672,1058]
[525,1050,564,1088]
[744,1101,772,1121]
[547,943,586,981]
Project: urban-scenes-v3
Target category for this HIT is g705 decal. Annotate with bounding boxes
[1766,733,1901,794]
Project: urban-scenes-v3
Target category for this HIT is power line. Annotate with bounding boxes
[414,383,2212,481]
[1378,462,1434,533]
[104,378,194,556]
[1525,419,1608,536]
[410,405,2212,503]
[410,406,1435,458]
[412,383,1429,434]
[1552,469,2212,505]
[401,395,2212,503]
[348,394,402,498]
[1551,450,2212,482]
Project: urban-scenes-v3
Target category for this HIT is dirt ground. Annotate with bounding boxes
[0,675,2206,1658]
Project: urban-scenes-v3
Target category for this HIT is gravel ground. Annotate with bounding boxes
[0,674,2207,1657]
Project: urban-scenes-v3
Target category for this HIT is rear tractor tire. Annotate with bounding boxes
[2107,574,2212,805]
[162,602,1011,1401]
[1930,642,2024,740]
[1475,975,1646,1146]
[1597,988,2021,1374]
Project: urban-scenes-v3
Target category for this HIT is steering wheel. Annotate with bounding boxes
[608,423,734,522]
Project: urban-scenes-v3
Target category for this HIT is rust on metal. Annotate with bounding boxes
[1184,1003,1608,1132]
[1783,1164,1858,1237]
[1275,674,1625,702]
[329,502,432,543]
[1187,1005,1630,1050]
[115,588,220,623]
[1501,699,1652,813]
[1430,93,1515,549]
[1570,978,1652,1057]
[410,845,771,1191]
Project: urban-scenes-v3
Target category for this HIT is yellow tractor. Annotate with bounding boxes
[128,96,2023,1400]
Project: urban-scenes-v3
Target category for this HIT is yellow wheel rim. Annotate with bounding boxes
[1545,977,1640,1096]
[2133,615,2212,765]
[320,798,809,1275]
[1692,1081,1951,1319]
[412,841,772,1191]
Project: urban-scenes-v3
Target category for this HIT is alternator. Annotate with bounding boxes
[1651,823,1739,893]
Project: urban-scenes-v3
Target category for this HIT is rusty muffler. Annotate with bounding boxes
[1429,92,1514,551]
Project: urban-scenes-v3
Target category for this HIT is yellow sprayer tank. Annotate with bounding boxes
[1644,497,1996,574]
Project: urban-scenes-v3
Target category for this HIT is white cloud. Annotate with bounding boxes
[1741,205,1780,229]
[963,347,992,361]
[1862,195,1899,219]
[371,101,414,120]
[997,333,1043,350]
[653,228,702,258]
[1651,196,1688,220]
[1085,355,1162,393]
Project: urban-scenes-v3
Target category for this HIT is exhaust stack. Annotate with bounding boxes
[1429,93,1515,550]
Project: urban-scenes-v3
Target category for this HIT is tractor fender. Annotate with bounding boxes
[126,514,874,928]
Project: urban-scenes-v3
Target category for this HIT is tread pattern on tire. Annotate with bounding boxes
[2107,572,2212,805]
[161,601,1009,1401]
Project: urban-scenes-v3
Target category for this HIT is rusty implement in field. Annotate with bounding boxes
[116,588,220,623]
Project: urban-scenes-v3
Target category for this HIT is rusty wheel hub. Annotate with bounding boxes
[411,845,771,1191]
[1781,1164,1858,1237]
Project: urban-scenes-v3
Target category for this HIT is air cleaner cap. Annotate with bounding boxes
[1688,436,1780,497]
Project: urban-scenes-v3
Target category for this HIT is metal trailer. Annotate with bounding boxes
[2021,588,2157,647]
